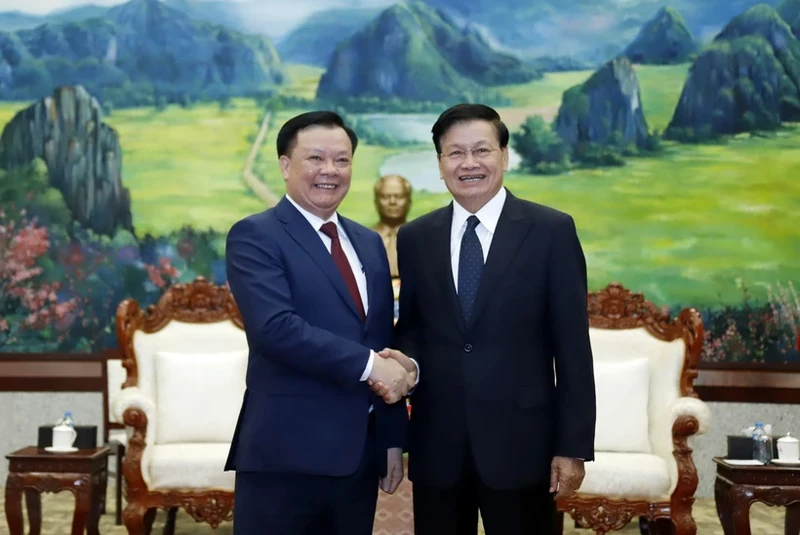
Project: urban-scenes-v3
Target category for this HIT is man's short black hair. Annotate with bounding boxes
[276,111,359,157]
[431,103,509,155]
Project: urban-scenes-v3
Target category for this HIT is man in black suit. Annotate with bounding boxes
[371,103,596,534]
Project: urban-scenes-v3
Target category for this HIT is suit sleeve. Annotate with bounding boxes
[548,215,596,461]
[393,224,421,370]
[225,218,370,385]
[372,232,410,454]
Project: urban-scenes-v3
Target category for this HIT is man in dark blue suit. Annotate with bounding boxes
[224,111,416,534]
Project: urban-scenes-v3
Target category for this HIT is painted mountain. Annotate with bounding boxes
[665,4,800,139]
[778,0,800,35]
[0,5,108,32]
[421,0,782,62]
[277,7,384,67]
[316,1,540,103]
[0,0,287,105]
[1,0,788,67]
[623,7,700,64]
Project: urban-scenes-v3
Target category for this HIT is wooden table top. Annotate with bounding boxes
[6,446,110,461]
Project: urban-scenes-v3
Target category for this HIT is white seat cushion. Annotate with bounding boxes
[593,357,651,453]
[579,452,670,500]
[149,443,234,490]
[154,349,248,444]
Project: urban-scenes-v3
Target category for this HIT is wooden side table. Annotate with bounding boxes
[713,456,800,535]
[4,446,110,535]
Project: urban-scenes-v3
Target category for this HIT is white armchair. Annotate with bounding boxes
[557,283,712,535]
[111,277,248,535]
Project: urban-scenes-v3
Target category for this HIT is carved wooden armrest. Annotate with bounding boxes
[670,396,711,437]
[112,387,155,493]
[111,386,155,425]
[669,396,710,515]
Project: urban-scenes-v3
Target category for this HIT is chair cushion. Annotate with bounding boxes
[154,349,248,444]
[148,443,235,490]
[593,357,651,453]
[579,452,670,500]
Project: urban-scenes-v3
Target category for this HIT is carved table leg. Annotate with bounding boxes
[786,503,800,535]
[4,474,24,535]
[25,489,42,535]
[725,484,754,535]
[87,473,104,535]
[715,477,735,535]
[71,483,93,535]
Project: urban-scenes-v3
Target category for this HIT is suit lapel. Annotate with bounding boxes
[339,217,375,323]
[468,192,533,328]
[278,198,362,321]
[429,203,467,332]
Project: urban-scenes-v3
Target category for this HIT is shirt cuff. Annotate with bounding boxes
[410,357,420,386]
[360,350,375,381]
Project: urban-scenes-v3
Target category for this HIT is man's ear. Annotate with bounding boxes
[279,155,291,180]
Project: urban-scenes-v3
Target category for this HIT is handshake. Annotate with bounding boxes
[367,348,416,404]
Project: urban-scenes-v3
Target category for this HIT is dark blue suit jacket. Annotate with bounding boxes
[224,196,407,478]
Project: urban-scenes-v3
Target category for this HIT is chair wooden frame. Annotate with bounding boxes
[115,277,243,535]
[556,282,705,535]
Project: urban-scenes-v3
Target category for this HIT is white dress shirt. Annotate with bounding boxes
[450,187,507,290]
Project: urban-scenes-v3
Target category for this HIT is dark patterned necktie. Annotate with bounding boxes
[458,215,484,323]
[320,222,366,321]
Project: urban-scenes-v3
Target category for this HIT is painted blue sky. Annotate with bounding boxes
[0,0,394,15]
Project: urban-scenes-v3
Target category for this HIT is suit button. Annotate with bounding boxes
[464,344,473,353]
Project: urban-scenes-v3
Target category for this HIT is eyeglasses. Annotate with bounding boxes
[441,147,499,162]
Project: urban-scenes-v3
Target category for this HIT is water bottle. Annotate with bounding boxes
[57,411,75,428]
[752,422,773,464]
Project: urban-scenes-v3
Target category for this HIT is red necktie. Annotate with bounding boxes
[320,222,366,321]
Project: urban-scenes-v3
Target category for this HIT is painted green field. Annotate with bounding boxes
[502,129,800,306]
[106,100,270,235]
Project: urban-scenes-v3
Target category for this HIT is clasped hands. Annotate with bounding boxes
[367,348,415,404]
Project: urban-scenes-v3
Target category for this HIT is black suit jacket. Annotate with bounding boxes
[394,188,596,490]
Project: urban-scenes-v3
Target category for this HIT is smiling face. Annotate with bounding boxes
[280,125,353,220]
[437,119,508,213]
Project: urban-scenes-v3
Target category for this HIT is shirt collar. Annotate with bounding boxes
[452,187,507,234]
[286,194,341,233]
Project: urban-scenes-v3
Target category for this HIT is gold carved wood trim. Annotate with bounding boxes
[116,277,244,388]
[588,282,703,397]
[558,284,706,533]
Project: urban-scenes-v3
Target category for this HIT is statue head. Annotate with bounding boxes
[374,174,412,227]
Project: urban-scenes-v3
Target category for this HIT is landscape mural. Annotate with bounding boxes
[0,0,798,365]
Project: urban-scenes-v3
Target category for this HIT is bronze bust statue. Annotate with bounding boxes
[372,174,412,278]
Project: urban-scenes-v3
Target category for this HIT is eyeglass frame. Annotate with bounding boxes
[438,146,503,162]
